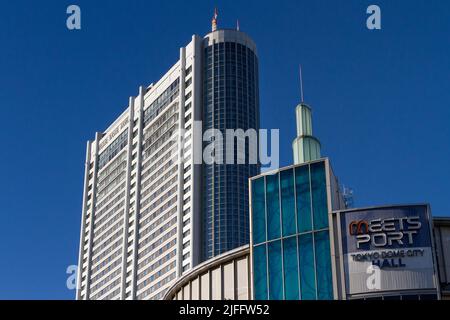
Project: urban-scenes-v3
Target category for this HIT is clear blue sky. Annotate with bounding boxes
[0,0,449,299]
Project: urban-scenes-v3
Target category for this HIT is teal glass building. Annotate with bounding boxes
[249,158,345,300]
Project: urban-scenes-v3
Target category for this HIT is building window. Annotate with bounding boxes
[298,233,316,300]
[251,178,266,244]
[266,174,280,240]
[280,169,296,237]
[268,240,283,300]
[283,236,300,300]
[253,244,267,300]
[295,165,312,232]
[314,230,333,299]
[185,66,192,76]
[311,161,328,230]
[182,264,190,272]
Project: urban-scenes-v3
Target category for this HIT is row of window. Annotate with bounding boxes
[137,227,176,260]
[98,130,128,170]
[97,151,127,183]
[92,228,123,257]
[143,78,180,127]
[137,249,177,281]
[137,272,176,300]
[91,237,122,266]
[96,171,126,202]
[137,238,176,270]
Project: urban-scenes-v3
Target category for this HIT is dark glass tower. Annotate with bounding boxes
[202,29,260,260]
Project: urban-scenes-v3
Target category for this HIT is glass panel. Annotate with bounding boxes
[295,165,312,232]
[251,178,266,244]
[299,233,316,300]
[280,169,296,236]
[311,161,328,230]
[266,174,281,240]
[268,240,283,300]
[283,237,300,300]
[253,244,268,300]
[314,230,333,300]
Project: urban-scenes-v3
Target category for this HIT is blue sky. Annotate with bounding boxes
[0,0,449,299]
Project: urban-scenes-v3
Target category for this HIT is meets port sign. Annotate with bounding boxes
[339,205,438,297]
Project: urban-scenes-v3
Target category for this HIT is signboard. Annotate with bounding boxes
[340,205,438,296]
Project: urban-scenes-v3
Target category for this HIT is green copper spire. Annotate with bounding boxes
[292,102,321,164]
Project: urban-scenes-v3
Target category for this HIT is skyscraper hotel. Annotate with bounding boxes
[76,14,259,300]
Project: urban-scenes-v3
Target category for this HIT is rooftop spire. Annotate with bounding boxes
[292,66,322,164]
[212,8,218,31]
[299,64,304,103]
[237,19,240,31]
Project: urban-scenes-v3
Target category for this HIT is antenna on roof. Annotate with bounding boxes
[212,8,218,31]
[237,19,240,31]
[299,64,304,103]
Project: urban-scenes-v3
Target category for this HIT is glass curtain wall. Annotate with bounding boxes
[203,41,260,260]
[251,160,333,300]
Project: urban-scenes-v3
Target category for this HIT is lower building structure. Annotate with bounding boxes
[165,163,450,300]
[163,245,251,300]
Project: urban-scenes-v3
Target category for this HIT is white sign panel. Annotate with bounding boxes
[340,205,438,296]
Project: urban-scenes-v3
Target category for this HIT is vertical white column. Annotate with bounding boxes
[190,34,203,269]
[325,160,340,300]
[176,48,187,277]
[120,98,135,299]
[76,141,92,300]
[130,86,145,299]
[85,132,102,299]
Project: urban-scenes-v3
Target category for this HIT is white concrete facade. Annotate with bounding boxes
[76,35,203,300]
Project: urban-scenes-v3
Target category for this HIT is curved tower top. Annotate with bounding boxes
[203,29,258,56]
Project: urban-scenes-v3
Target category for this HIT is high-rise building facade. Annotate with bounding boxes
[76,24,260,300]
[202,30,259,260]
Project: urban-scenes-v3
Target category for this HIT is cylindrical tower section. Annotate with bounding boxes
[296,103,313,137]
[202,29,260,260]
[292,103,321,165]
